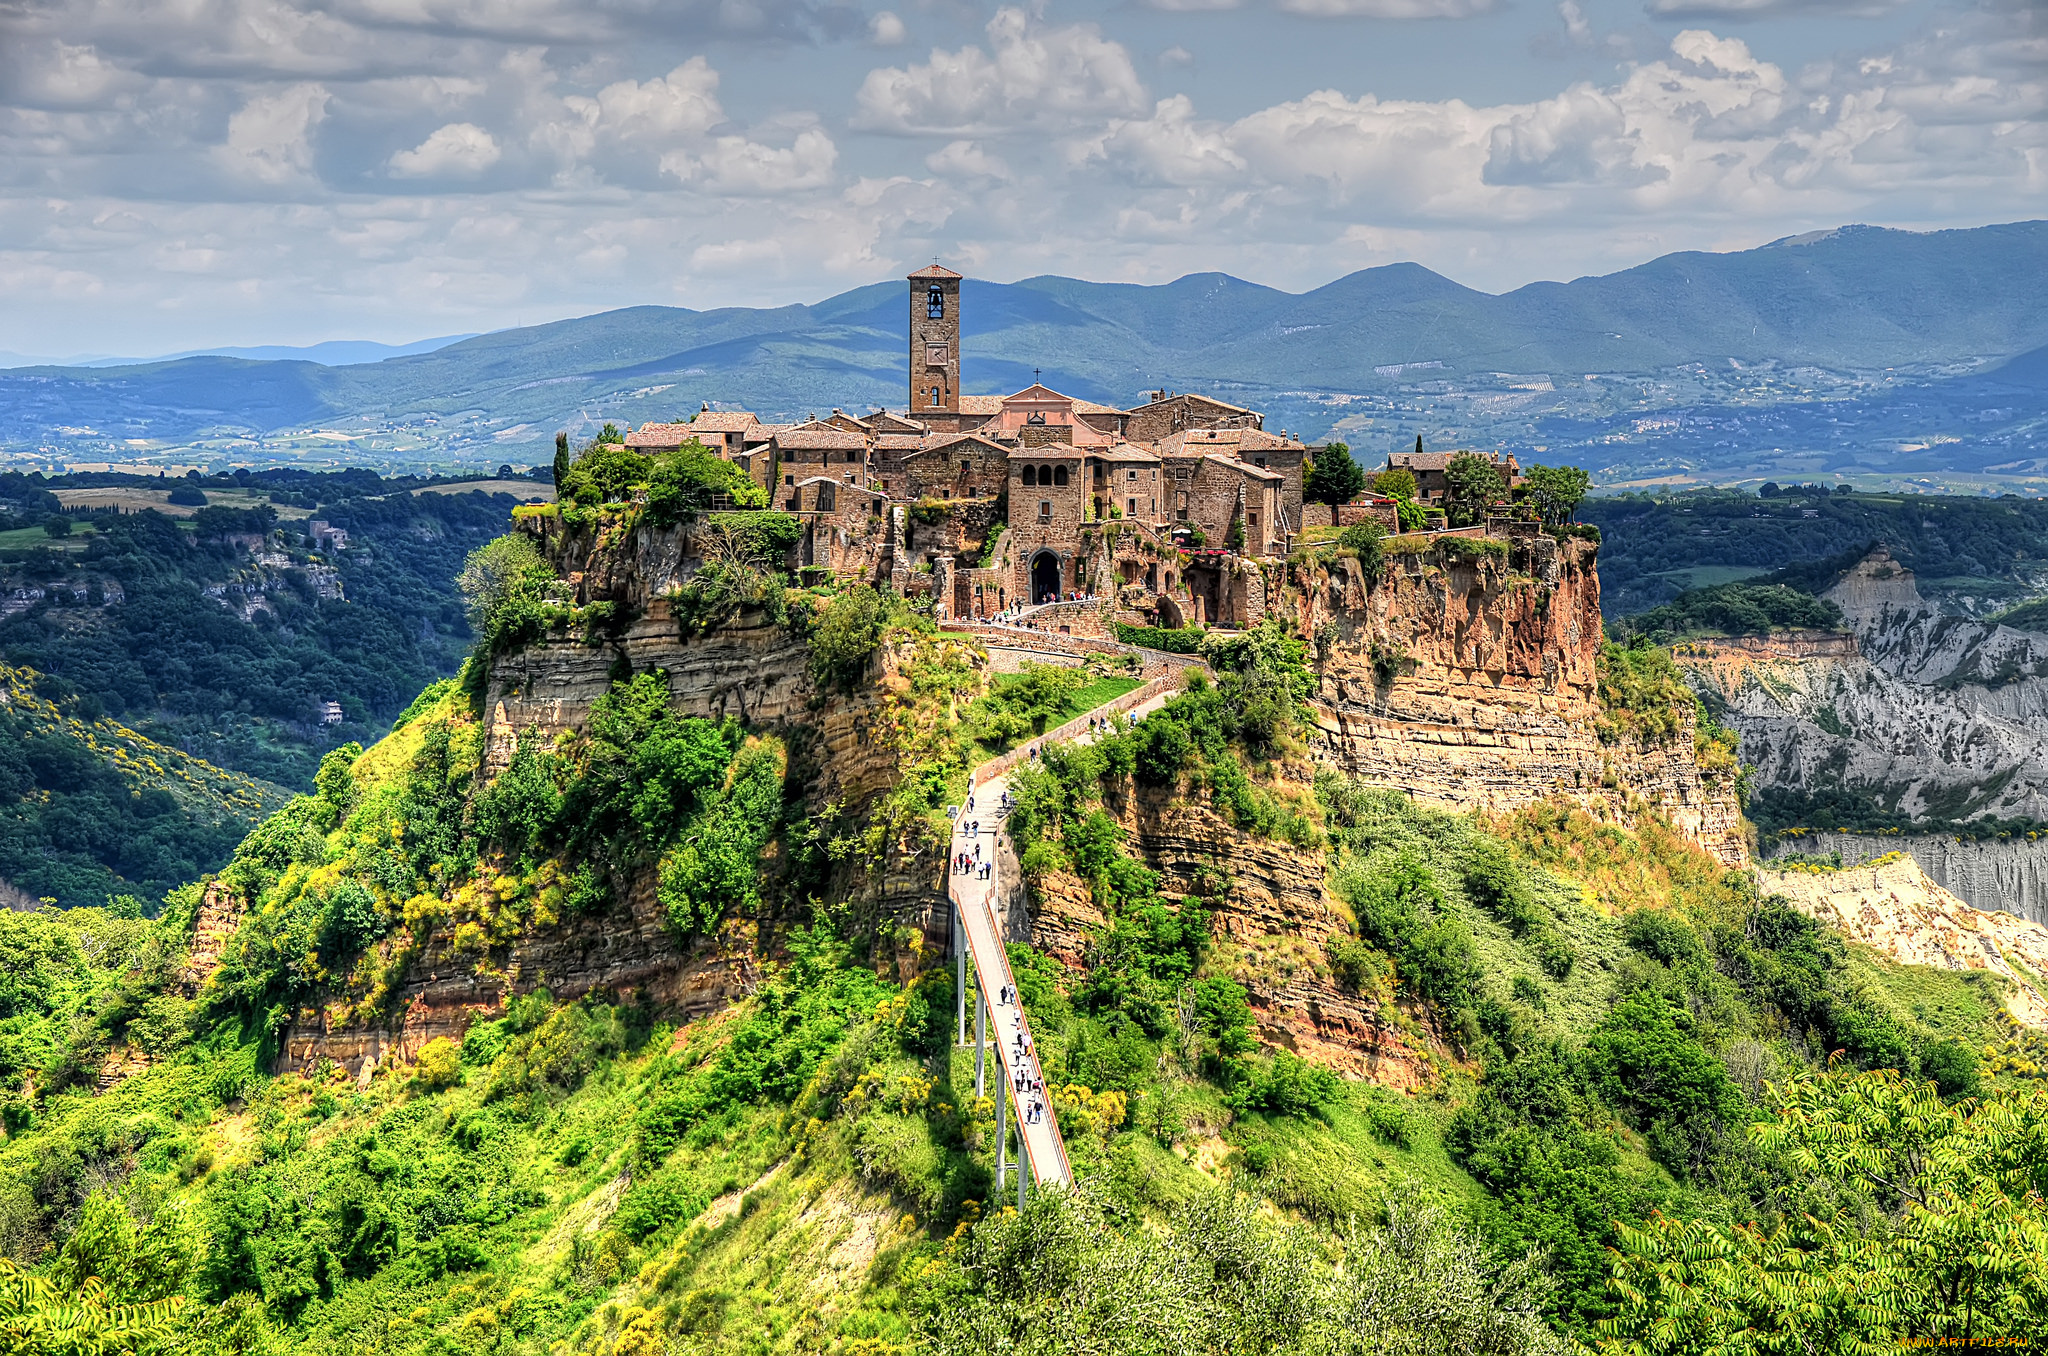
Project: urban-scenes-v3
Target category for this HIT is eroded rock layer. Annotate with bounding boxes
[1293,536,1744,864]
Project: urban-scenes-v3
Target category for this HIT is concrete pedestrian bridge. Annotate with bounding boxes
[944,653,1190,1203]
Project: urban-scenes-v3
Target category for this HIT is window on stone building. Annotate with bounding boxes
[1248,512,1258,528]
[930,386,941,406]
[1128,469,1138,481]
[1038,500,1052,522]
[819,483,836,512]
[928,287,944,319]
[785,475,794,486]
[1053,466,1068,487]
[1128,497,1137,516]
[1023,466,1036,487]
[960,460,970,471]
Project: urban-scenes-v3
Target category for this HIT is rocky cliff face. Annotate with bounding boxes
[1765,831,2048,929]
[1024,778,1438,1088]
[1680,547,2048,913]
[273,513,973,1074]
[1760,854,2048,1027]
[1289,535,1745,865]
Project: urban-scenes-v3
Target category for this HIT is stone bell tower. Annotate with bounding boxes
[908,263,962,417]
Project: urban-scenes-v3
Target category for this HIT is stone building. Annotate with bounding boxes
[908,263,963,420]
[1125,391,1263,443]
[607,261,1518,630]
[1386,448,1524,505]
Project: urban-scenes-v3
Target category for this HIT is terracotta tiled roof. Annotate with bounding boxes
[873,433,926,452]
[1006,444,1083,459]
[1094,445,1161,463]
[957,396,1005,415]
[1070,399,1127,416]
[771,428,869,450]
[1388,451,1460,472]
[915,433,1008,455]
[624,422,692,448]
[691,411,758,433]
[908,263,964,280]
[1214,457,1284,483]
[1132,391,1256,415]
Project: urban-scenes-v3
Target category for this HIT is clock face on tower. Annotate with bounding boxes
[925,344,950,367]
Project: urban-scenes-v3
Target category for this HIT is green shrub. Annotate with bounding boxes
[1228,1052,1341,1120]
[1110,622,1204,654]
[458,533,556,653]
[413,1037,461,1091]
[1337,521,1385,576]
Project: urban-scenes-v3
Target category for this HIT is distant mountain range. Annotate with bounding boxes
[0,334,476,370]
[4,220,2046,486]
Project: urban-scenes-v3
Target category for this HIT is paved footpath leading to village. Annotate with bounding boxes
[945,678,1185,1191]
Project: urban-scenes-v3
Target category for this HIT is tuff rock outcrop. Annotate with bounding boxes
[1290,535,1744,864]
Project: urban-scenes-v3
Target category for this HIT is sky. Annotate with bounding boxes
[0,0,2041,357]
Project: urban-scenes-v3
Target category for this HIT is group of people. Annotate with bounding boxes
[953,830,989,880]
[995,985,1051,1130]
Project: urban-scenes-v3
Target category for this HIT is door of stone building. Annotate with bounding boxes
[1030,550,1061,604]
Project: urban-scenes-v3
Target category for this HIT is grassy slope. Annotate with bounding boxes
[0,599,2032,1354]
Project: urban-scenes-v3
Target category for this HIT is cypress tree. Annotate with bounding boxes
[552,432,570,491]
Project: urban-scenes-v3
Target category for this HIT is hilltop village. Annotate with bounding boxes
[619,264,1524,629]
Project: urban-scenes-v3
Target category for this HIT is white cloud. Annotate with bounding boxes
[1083,25,2038,228]
[389,121,501,176]
[1647,0,1909,15]
[869,10,908,46]
[219,83,329,182]
[1278,0,1501,14]
[924,139,1010,180]
[662,121,837,194]
[590,58,725,141]
[853,7,1147,134]
[1159,45,1194,67]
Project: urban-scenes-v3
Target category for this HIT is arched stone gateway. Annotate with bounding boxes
[1031,550,1062,604]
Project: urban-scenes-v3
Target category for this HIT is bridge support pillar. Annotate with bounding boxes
[995,1063,1008,1193]
[955,906,966,1046]
[974,989,986,1098]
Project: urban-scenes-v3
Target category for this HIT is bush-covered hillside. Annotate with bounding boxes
[1584,487,2048,616]
[0,471,526,788]
[2,514,2044,1354]
[0,663,289,909]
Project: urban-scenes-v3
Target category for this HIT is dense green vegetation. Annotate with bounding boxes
[1,471,2044,1356]
[1584,486,2048,616]
[0,665,287,909]
[1609,581,1844,643]
[0,469,524,788]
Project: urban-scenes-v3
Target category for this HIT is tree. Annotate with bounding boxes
[1371,467,1418,502]
[458,532,555,651]
[596,422,625,445]
[1522,464,1590,525]
[1598,1068,2048,1354]
[1442,454,1507,528]
[552,432,570,491]
[1305,442,1365,509]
